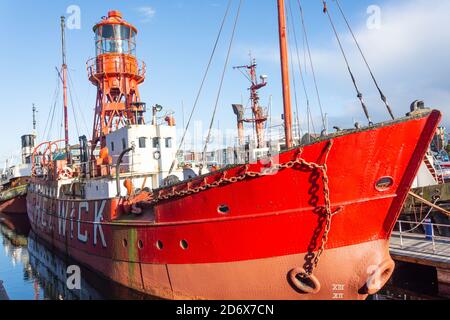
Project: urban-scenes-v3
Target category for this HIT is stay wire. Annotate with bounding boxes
[67,74,80,139]
[43,76,60,140]
[168,0,234,175]
[68,70,91,136]
[286,1,303,142]
[334,0,395,120]
[297,0,327,131]
[202,0,243,169]
[321,0,373,125]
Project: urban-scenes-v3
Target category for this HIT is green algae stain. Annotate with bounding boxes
[127,228,138,286]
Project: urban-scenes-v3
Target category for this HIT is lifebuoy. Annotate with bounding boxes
[58,167,74,180]
[32,166,43,177]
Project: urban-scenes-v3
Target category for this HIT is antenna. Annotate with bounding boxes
[233,59,268,149]
[32,103,37,134]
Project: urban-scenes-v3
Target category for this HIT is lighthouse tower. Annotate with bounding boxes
[87,10,146,149]
[86,11,179,187]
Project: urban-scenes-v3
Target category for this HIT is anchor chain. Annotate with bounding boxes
[150,141,336,276]
[150,141,334,212]
[310,160,334,275]
[149,141,336,288]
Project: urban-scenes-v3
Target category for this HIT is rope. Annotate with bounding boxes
[202,0,243,169]
[401,198,438,233]
[168,0,234,175]
[321,0,373,125]
[297,0,326,132]
[334,0,395,120]
[408,191,450,216]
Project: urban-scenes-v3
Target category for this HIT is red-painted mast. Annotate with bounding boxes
[277,0,293,148]
[61,16,70,159]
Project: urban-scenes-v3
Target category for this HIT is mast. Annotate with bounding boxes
[61,16,70,159]
[233,58,268,149]
[277,0,293,148]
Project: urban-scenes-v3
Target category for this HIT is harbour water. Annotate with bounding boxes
[0,223,444,300]
[0,224,152,300]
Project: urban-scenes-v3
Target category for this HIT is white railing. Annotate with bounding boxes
[430,153,446,183]
[394,220,450,254]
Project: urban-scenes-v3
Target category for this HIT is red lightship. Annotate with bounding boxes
[27,3,441,300]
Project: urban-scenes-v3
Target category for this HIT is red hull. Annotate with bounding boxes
[27,111,441,299]
[0,195,30,234]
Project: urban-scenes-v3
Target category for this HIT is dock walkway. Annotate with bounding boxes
[390,220,450,298]
[390,233,450,268]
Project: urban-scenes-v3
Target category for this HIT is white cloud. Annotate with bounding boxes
[235,0,450,127]
[138,6,156,22]
[313,0,450,125]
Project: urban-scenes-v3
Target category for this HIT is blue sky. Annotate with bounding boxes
[0,0,449,161]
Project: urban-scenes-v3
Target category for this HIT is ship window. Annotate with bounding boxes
[218,204,230,215]
[139,137,147,149]
[165,138,173,148]
[180,240,189,250]
[153,137,160,148]
[96,25,136,55]
[111,142,115,152]
[122,138,126,150]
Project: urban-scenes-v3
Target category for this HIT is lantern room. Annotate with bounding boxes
[94,10,137,56]
[88,10,147,149]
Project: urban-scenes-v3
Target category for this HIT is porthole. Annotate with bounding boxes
[138,240,144,250]
[123,239,128,248]
[156,240,163,250]
[375,177,394,192]
[218,204,230,215]
[180,240,189,250]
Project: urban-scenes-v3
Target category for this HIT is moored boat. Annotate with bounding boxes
[26,3,442,300]
[0,134,35,234]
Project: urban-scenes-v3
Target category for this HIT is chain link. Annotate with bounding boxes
[150,142,335,275]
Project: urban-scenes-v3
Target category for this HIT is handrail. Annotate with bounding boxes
[86,57,146,79]
[394,220,450,254]
[430,152,446,183]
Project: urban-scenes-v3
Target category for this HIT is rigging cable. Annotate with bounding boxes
[321,0,373,125]
[334,0,395,120]
[68,71,91,136]
[168,0,234,174]
[288,2,316,138]
[297,0,327,132]
[286,0,304,142]
[202,0,243,170]
[43,75,61,141]
[47,73,62,141]
[67,74,80,139]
